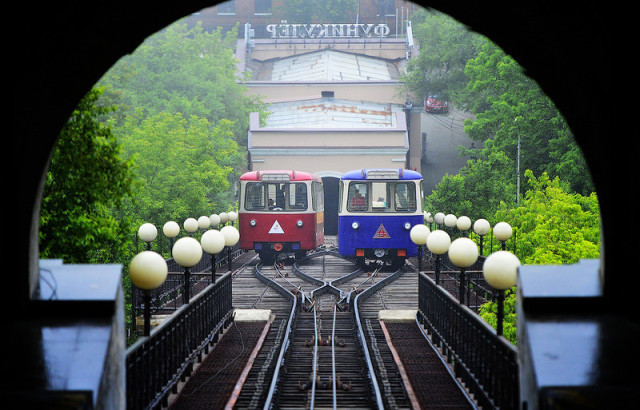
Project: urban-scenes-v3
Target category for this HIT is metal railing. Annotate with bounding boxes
[418,272,519,409]
[125,272,233,410]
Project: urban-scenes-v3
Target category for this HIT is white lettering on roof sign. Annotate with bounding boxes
[266,23,390,39]
[269,220,285,234]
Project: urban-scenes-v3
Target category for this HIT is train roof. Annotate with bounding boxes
[240,170,320,182]
[341,168,422,180]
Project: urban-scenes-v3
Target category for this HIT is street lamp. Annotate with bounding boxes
[220,225,240,271]
[197,215,211,231]
[210,214,221,228]
[138,223,157,250]
[410,224,430,270]
[184,218,199,236]
[473,219,491,256]
[219,212,229,226]
[444,214,457,230]
[201,229,225,283]
[129,251,168,336]
[424,211,434,230]
[228,211,238,227]
[493,222,513,250]
[456,216,471,236]
[434,212,445,227]
[482,251,520,336]
[172,236,203,304]
[163,221,180,255]
[448,237,479,306]
[426,229,450,285]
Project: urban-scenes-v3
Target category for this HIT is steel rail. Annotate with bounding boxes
[331,303,338,410]
[253,263,299,410]
[351,266,404,410]
[310,304,319,410]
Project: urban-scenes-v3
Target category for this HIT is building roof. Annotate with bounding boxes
[249,49,402,82]
[263,97,404,129]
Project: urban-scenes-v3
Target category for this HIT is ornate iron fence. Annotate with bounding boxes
[418,272,519,409]
[125,272,233,410]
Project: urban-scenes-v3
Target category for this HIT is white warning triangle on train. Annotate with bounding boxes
[373,223,391,239]
[269,220,285,234]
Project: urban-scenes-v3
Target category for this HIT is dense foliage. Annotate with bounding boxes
[40,88,135,264]
[405,9,600,344]
[98,20,267,228]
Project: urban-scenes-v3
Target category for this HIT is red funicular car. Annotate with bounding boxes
[238,170,324,264]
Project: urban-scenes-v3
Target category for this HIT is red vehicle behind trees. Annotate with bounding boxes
[424,95,449,113]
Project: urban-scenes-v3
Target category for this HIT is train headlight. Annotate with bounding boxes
[374,249,386,258]
[296,220,303,227]
[404,222,412,230]
[250,219,257,227]
[351,221,359,229]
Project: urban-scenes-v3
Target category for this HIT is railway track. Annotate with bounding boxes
[172,236,475,409]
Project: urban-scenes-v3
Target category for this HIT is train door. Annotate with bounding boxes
[322,176,339,235]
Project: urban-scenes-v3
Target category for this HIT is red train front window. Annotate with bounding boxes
[245,182,308,211]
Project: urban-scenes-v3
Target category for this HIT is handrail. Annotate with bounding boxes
[125,272,233,410]
[418,272,519,409]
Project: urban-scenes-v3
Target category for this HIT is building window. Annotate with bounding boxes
[254,0,272,15]
[218,0,236,15]
[378,0,396,16]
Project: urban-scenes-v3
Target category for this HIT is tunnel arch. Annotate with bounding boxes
[10,2,633,317]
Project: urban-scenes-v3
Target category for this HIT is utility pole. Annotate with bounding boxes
[515,118,521,205]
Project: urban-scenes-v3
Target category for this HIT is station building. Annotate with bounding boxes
[186,3,426,232]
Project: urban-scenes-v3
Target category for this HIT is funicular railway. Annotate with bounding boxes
[125,234,516,410]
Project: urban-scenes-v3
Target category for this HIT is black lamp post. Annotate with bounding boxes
[410,224,430,270]
[456,216,471,237]
[172,236,203,304]
[184,217,199,237]
[129,250,168,336]
[163,221,180,257]
[473,219,490,256]
[448,237,479,306]
[494,222,513,251]
[221,225,240,272]
[426,229,450,285]
[138,223,157,251]
[201,229,225,283]
[482,250,520,336]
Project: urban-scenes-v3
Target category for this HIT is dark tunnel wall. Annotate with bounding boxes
[9,2,636,318]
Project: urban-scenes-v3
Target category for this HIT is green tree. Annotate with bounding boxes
[462,42,593,196]
[99,20,267,147]
[116,111,244,227]
[495,171,600,265]
[39,88,135,263]
[425,149,515,221]
[479,171,600,344]
[404,9,484,104]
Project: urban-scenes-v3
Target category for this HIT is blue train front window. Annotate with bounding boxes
[346,181,416,213]
[347,183,368,211]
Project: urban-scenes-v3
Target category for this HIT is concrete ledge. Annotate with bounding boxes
[378,309,417,322]
[233,309,272,322]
